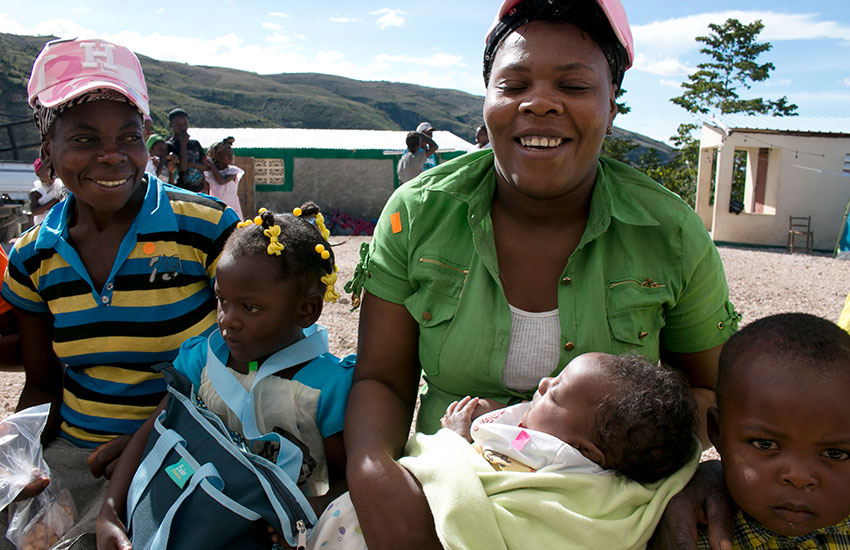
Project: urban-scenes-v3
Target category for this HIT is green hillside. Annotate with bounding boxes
[0,32,672,163]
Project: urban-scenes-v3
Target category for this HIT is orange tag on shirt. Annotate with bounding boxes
[390,212,402,234]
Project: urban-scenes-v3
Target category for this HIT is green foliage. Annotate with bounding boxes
[671,18,797,116]
[637,123,699,205]
[601,137,638,164]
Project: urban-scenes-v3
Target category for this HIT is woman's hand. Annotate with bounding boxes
[96,496,133,550]
[649,460,734,550]
[441,396,479,441]
[87,434,131,479]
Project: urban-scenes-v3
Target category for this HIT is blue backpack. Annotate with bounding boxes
[126,327,332,549]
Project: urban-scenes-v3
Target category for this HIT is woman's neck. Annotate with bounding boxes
[492,176,595,227]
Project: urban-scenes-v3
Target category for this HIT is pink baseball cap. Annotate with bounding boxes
[27,38,149,116]
[486,0,634,69]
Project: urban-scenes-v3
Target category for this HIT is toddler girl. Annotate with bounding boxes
[97,202,354,547]
[204,136,244,218]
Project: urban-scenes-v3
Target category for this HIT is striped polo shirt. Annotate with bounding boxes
[2,176,239,447]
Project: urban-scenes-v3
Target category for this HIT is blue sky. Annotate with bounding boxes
[2,1,850,144]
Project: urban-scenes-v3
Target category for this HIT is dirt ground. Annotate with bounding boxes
[1,238,847,423]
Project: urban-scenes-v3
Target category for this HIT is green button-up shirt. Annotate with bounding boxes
[351,150,737,433]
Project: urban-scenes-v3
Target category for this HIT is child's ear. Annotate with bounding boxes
[297,292,323,328]
[706,406,721,450]
[578,440,606,468]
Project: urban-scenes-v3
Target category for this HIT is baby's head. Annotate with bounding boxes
[710,313,850,537]
[521,352,697,484]
[215,203,339,362]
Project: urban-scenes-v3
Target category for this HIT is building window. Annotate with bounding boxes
[253,158,286,186]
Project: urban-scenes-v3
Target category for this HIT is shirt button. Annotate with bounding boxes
[101,296,109,305]
[639,331,648,339]
[564,342,575,351]
[422,311,432,321]
[560,277,572,286]
[106,282,114,290]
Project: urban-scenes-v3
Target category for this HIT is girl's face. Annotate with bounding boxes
[483,21,617,201]
[213,250,313,363]
[215,144,234,168]
[44,100,147,216]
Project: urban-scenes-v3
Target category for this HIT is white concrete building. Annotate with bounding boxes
[695,115,850,252]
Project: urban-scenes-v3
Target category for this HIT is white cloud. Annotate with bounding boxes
[330,17,360,24]
[266,34,292,45]
[844,78,850,87]
[762,78,792,87]
[155,8,166,15]
[659,79,682,89]
[633,53,692,77]
[316,51,346,64]
[268,12,289,18]
[370,8,405,30]
[375,52,465,68]
[262,22,281,31]
[0,13,483,98]
[632,11,850,78]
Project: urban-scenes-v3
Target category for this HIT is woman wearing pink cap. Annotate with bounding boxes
[1,38,238,547]
[343,1,737,548]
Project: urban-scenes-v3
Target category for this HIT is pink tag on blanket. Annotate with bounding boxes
[511,430,531,452]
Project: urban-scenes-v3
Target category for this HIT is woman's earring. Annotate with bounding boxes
[605,124,613,136]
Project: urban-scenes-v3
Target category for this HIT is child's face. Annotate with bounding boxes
[169,114,189,134]
[521,353,610,466]
[215,145,234,167]
[213,250,308,363]
[711,350,850,536]
[150,141,167,158]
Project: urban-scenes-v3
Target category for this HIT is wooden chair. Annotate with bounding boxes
[788,215,813,254]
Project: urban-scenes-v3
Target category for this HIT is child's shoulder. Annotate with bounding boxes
[297,353,356,388]
[171,334,213,388]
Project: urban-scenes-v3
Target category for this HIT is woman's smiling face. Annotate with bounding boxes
[44,100,147,216]
[483,21,617,201]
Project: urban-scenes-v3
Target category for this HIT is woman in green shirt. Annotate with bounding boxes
[343,1,738,548]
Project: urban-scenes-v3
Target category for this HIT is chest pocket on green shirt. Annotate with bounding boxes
[404,255,468,376]
[606,277,668,357]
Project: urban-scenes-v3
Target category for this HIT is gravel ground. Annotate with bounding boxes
[1,238,847,421]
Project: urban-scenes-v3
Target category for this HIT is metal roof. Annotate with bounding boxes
[190,128,475,153]
[702,114,850,136]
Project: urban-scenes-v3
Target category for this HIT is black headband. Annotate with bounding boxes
[483,0,628,88]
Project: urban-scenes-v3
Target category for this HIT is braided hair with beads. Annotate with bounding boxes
[227,201,339,302]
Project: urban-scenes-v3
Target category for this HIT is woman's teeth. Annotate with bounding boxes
[95,179,126,188]
[519,136,564,148]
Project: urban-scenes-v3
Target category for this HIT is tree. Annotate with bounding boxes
[672,18,797,117]
[648,18,798,206]
[602,88,639,164]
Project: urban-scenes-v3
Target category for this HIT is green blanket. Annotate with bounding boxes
[399,429,700,550]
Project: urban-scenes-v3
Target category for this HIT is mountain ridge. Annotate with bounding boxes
[0,32,672,162]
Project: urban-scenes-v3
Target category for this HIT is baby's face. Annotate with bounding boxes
[521,353,612,466]
[712,350,850,536]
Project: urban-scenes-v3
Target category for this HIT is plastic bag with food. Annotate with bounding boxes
[0,404,76,549]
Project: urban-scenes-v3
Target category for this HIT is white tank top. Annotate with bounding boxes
[501,305,561,392]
